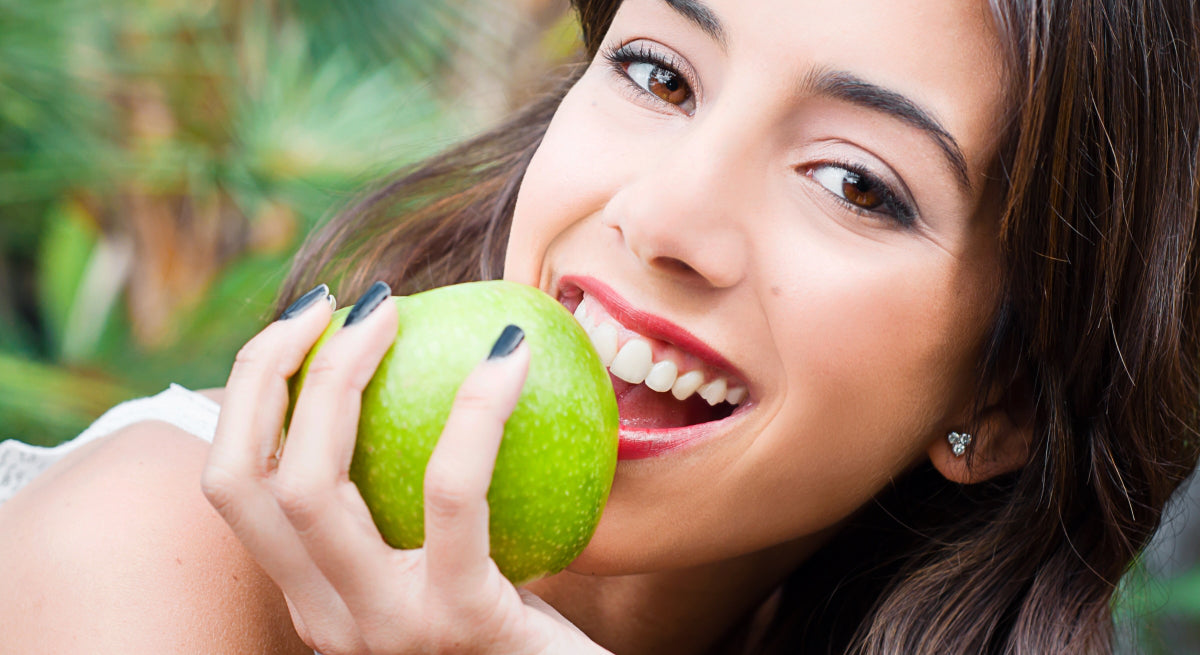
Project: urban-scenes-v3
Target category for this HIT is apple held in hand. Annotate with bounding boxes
[290,280,619,585]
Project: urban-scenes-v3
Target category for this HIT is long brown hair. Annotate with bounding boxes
[279,1,1200,652]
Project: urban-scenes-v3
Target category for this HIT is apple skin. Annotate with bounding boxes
[289,280,619,585]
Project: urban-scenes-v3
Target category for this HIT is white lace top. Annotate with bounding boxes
[0,384,220,505]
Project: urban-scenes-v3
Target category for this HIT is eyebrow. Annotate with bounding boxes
[805,70,973,192]
[665,0,727,49]
[661,0,973,194]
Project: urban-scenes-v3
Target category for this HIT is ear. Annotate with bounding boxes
[928,374,1035,485]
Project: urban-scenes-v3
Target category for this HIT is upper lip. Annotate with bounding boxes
[557,274,749,387]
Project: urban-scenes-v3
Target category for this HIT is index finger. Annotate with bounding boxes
[206,283,334,486]
[423,325,530,599]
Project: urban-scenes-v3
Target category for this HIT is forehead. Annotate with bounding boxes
[611,0,1009,180]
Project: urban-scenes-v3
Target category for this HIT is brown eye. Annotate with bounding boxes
[840,170,884,211]
[808,164,916,226]
[626,61,695,110]
[647,67,690,105]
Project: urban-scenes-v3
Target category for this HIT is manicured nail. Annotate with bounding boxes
[488,324,525,360]
[279,284,330,320]
[343,281,391,327]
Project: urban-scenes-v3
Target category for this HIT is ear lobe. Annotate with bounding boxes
[929,381,1035,485]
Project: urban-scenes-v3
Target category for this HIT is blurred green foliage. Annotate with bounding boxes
[1116,545,1200,652]
[0,0,576,446]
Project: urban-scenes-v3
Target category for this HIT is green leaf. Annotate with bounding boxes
[36,202,99,357]
[0,352,140,447]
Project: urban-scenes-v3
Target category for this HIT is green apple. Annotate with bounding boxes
[289,280,618,585]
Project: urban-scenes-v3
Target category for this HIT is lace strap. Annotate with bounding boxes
[0,384,220,504]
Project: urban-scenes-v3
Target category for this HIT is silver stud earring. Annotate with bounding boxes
[948,431,972,457]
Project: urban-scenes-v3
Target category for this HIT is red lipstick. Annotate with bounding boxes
[560,275,747,383]
[556,275,753,460]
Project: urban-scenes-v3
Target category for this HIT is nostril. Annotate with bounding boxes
[654,257,697,276]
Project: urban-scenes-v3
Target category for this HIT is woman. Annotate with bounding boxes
[1,0,1197,652]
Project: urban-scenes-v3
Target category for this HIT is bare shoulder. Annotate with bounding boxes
[0,421,308,654]
[197,386,226,405]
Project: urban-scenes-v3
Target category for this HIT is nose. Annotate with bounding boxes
[601,114,754,289]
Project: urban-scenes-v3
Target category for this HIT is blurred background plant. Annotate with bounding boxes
[0,0,1196,650]
[0,0,578,446]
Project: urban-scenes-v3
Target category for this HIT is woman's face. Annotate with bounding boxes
[505,0,1008,574]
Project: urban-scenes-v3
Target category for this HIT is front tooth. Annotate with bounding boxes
[644,360,678,392]
[671,370,705,400]
[725,386,747,405]
[609,339,653,384]
[698,378,728,406]
[573,301,589,326]
[590,323,618,366]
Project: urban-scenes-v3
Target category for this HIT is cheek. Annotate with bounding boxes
[772,248,991,455]
[737,242,995,509]
[572,256,996,575]
[505,73,629,285]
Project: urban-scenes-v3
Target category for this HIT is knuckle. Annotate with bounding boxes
[199,465,244,513]
[269,471,325,520]
[452,386,505,421]
[232,334,272,371]
[227,337,279,389]
[423,463,477,520]
[347,365,379,394]
[302,349,348,389]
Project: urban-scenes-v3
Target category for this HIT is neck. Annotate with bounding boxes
[523,535,824,655]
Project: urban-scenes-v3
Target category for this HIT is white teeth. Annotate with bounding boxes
[644,360,678,393]
[571,293,749,408]
[671,370,705,400]
[590,323,619,366]
[725,386,747,405]
[609,339,654,384]
[698,378,728,406]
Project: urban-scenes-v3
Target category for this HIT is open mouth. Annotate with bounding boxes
[557,280,751,433]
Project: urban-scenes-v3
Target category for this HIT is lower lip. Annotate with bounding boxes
[616,408,748,460]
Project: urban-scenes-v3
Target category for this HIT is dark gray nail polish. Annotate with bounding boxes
[488,324,525,360]
[279,284,330,320]
[343,281,392,327]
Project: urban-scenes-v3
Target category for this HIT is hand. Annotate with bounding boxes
[201,283,610,655]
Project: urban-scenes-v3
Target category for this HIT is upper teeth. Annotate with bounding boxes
[610,340,652,384]
[572,294,748,406]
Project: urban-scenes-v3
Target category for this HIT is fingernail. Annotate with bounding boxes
[279,284,330,320]
[343,281,391,327]
[488,324,525,359]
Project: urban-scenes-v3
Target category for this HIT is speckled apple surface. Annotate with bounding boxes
[290,280,619,585]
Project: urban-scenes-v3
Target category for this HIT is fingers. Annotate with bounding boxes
[424,326,530,597]
[276,280,395,523]
[205,284,546,652]
[204,283,334,541]
[207,283,333,488]
[203,283,369,651]
[271,281,401,600]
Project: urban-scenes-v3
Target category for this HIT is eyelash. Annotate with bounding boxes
[805,160,918,228]
[599,41,917,228]
[600,41,696,113]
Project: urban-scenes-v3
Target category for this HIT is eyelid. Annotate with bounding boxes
[600,39,701,113]
[803,160,920,228]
